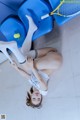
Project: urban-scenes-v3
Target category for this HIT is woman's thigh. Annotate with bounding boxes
[41,69,54,76]
[34,51,62,70]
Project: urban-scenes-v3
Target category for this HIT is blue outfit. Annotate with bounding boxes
[0,0,80,48]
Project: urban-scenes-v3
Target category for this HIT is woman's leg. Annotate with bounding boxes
[41,69,54,76]
[26,47,58,62]
[35,47,57,58]
[21,15,37,56]
[34,51,62,71]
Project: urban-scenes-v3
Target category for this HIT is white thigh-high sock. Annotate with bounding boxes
[21,15,37,56]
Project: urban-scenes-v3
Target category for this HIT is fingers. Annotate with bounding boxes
[27,57,33,62]
[10,60,18,69]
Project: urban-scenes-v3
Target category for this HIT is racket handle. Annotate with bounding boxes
[41,14,49,19]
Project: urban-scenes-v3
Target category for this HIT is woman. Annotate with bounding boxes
[11,15,62,108]
[12,47,62,108]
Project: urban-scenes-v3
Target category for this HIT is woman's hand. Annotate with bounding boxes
[10,61,18,70]
[10,60,31,79]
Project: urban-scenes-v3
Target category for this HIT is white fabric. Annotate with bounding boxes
[21,15,37,56]
[29,71,49,96]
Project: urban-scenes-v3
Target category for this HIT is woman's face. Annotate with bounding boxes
[31,90,42,105]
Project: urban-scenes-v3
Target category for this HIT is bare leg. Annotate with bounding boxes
[26,47,58,60]
[41,69,54,76]
[34,51,62,73]
[35,47,57,58]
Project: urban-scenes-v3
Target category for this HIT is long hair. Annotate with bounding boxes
[26,87,43,108]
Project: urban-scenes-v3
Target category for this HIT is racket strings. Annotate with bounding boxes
[50,0,64,15]
[63,0,80,3]
[59,3,80,15]
[41,0,80,19]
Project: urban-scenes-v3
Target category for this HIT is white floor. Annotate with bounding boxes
[0,15,80,120]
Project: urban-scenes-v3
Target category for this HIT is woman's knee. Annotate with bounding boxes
[48,52,62,69]
[54,53,62,69]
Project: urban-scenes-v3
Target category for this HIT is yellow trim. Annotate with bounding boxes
[14,33,20,39]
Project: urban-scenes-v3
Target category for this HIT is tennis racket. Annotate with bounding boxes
[41,0,80,19]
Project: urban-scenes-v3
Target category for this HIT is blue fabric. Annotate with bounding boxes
[0,2,16,24]
[0,0,54,47]
[0,18,26,48]
[0,32,7,41]
[18,0,53,40]
[0,0,26,11]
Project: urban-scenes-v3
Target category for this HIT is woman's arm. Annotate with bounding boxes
[11,62,31,79]
[11,58,48,90]
[32,67,48,91]
[28,58,48,91]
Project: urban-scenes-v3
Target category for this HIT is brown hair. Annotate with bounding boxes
[26,87,43,108]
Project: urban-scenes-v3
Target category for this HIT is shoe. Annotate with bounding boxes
[0,41,26,64]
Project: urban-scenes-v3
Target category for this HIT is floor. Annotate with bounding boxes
[0,15,80,120]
